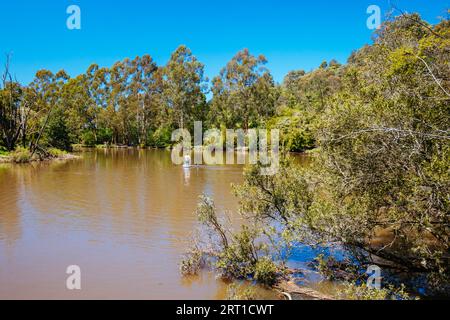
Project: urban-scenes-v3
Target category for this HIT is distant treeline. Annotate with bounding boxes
[0,39,345,153]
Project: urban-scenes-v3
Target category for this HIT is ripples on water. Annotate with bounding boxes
[0,149,271,299]
[0,149,324,299]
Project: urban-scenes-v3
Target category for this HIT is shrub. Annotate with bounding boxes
[254,257,278,286]
[148,127,173,148]
[82,131,96,147]
[183,195,287,287]
[71,144,84,152]
[338,282,416,300]
[97,128,113,145]
[267,111,316,153]
[47,148,67,158]
[180,247,205,276]
[215,226,261,280]
[46,108,72,151]
[11,147,32,163]
[226,283,257,300]
[0,146,9,156]
[284,127,315,152]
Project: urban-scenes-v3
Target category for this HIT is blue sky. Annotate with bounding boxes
[0,0,448,86]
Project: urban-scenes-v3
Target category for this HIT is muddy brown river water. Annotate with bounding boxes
[0,149,286,299]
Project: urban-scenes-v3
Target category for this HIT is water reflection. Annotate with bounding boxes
[183,167,191,186]
[0,149,248,299]
[0,166,21,246]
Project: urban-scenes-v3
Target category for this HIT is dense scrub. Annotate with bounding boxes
[181,13,450,298]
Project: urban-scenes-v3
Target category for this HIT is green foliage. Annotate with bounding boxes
[45,108,72,151]
[183,195,282,287]
[226,283,257,300]
[254,257,278,286]
[210,49,277,129]
[2,48,207,150]
[11,147,32,163]
[215,226,260,279]
[47,148,67,158]
[181,15,450,297]
[163,45,208,130]
[233,155,312,227]
[1,10,447,298]
[285,128,315,152]
[0,70,23,151]
[338,283,416,301]
[0,146,8,156]
[147,126,173,148]
[96,128,113,145]
[180,246,205,276]
[269,60,343,152]
[81,131,96,147]
[71,144,84,152]
[312,14,450,291]
[267,108,315,152]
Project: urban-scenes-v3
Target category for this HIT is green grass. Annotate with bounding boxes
[11,147,32,163]
[0,146,69,162]
[47,148,67,157]
[0,146,10,156]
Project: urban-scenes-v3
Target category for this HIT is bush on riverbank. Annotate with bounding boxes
[267,108,315,152]
[0,146,9,157]
[226,283,258,300]
[11,147,32,163]
[337,283,415,300]
[47,148,67,158]
[82,131,97,147]
[146,126,173,148]
[181,15,450,299]
[1,146,72,163]
[181,195,286,287]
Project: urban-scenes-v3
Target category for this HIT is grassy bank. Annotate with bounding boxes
[0,147,79,164]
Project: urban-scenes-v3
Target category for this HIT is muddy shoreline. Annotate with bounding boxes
[0,153,80,164]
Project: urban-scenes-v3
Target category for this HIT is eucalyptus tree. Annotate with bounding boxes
[0,55,25,151]
[27,69,69,155]
[210,49,276,130]
[162,45,208,130]
[125,55,162,145]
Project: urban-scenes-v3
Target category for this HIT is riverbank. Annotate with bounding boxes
[74,143,320,155]
[0,148,80,164]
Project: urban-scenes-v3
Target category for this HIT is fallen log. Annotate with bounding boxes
[275,280,334,300]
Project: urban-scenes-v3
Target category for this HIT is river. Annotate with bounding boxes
[0,149,290,299]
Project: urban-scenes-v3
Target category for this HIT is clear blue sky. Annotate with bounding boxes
[0,0,448,86]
